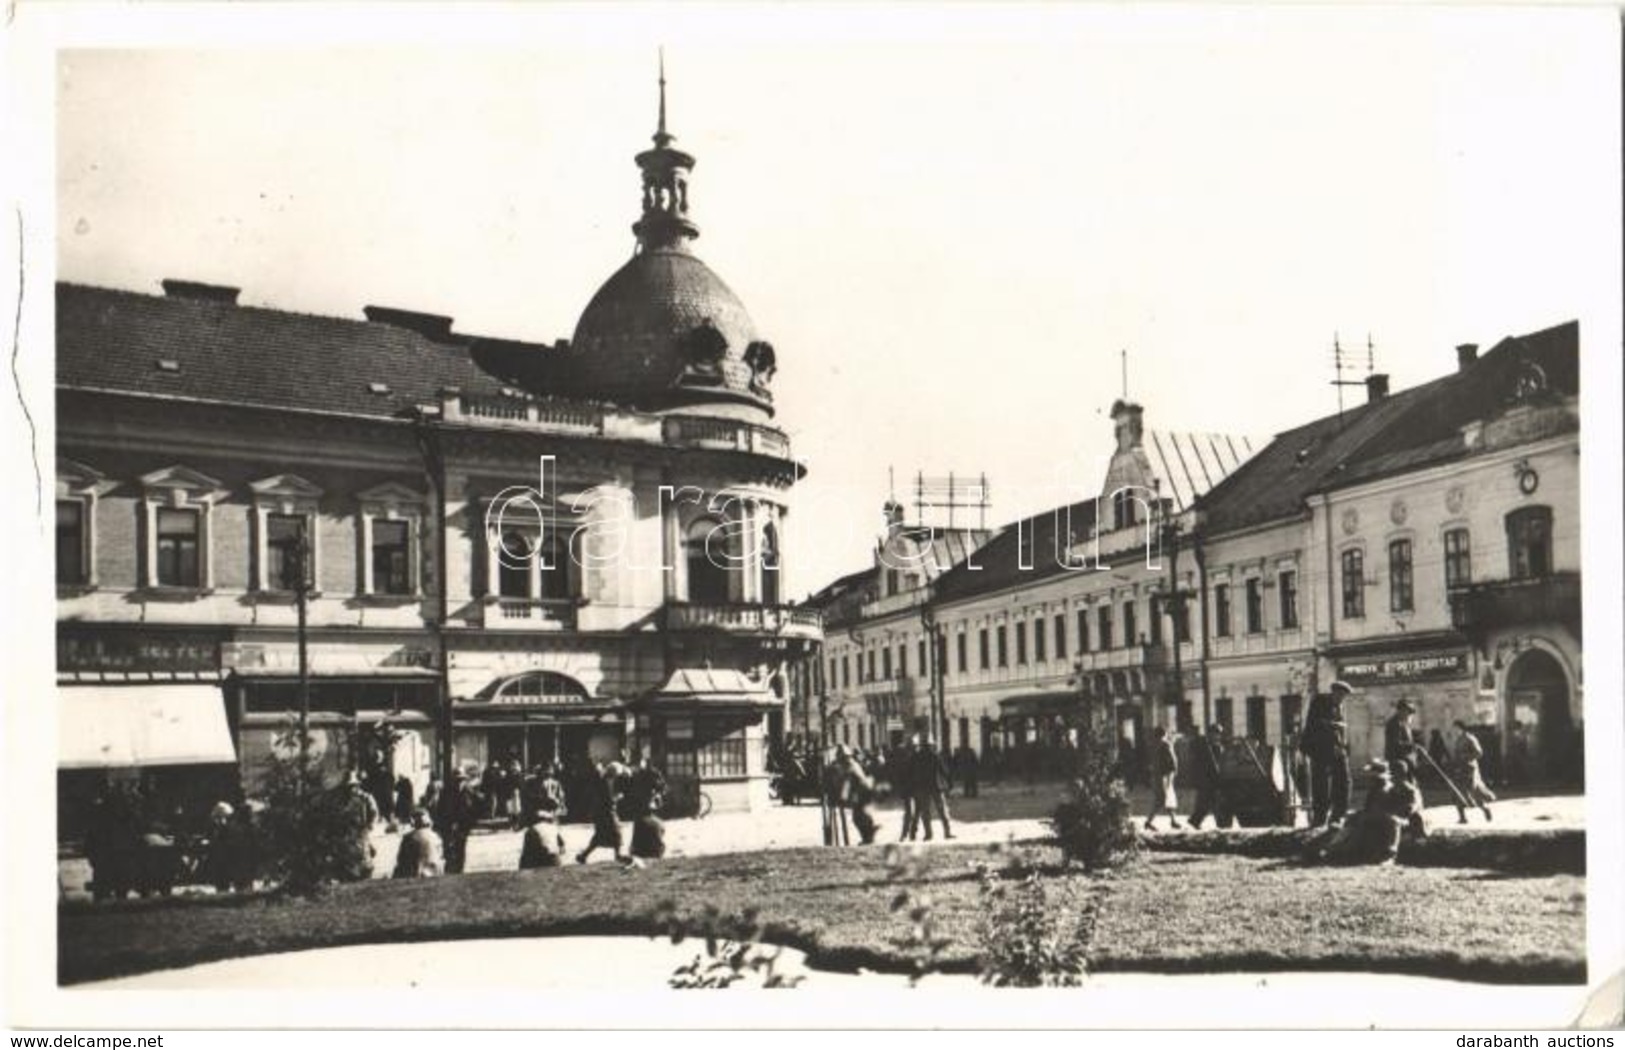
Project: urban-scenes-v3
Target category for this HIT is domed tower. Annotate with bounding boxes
[565,62,778,421]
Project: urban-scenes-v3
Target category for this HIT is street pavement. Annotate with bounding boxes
[55,784,1583,898]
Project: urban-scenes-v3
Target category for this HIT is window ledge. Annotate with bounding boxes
[355,592,423,607]
[251,589,325,604]
[56,583,99,598]
[481,595,589,608]
[137,586,215,602]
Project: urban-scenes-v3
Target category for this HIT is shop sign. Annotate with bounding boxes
[58,630,221,673]
[1337,651,1469,685]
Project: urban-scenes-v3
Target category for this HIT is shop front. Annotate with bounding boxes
[451,669,628,781]
[228,668,440,800]
[1329,637,1477,769]
[57,675,240,842]
[637,668,779,816]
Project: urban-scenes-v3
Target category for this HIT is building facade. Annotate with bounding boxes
[55,83,817,827]
[801,323,1583,783]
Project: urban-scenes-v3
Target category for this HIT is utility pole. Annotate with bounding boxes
[412,411,454,788]
[286,518,313,796]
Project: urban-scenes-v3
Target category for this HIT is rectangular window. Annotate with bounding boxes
[1015,622,1027,665]
[828,657,838,689]
[690,717,749,777]
[1148,596,1164,645]
[371,519,412,596]
[996,625,1009,667]
[867,650,876,682]
[1444,528,1472,589]
[842,655,850,689]
[1214,584,1232,637]
[1245,577,1264,634]
[1173,597,1191,644]
[1077,610,1090,653]
[56,500,85,585]
[1034,618,1047,662]
[156,507,201,588]
[1097,606,1113,650]
[957,633,968,674]
[918,639,926,678]
[1280,694,1304,743]
[1278,570,1299,629]
[1245,696,1267,741]
[1053,613,1067,659]
[883,647,893,680]
[1389,539,1414,613]
[266,513,306,592]
[1507,506,1555,578]
[979,629,990,670]
[1122,601,1137,646]
[1341,549,1366,619]
[1215,695,1234,737]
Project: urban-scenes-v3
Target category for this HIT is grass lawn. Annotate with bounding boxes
[58,844,1585,986]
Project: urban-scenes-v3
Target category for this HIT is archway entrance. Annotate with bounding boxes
[1504,648,1577,785]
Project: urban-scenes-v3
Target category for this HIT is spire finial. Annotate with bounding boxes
[655,48,672,146]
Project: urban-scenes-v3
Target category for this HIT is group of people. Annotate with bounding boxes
[823,734,957,846]
[1301,683,1496,831]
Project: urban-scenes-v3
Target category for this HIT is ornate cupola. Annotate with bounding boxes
[563,58,778,421]
[632,55,700,251]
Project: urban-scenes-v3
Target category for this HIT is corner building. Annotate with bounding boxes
[55,81,816,827]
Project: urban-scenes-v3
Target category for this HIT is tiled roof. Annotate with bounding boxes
[1195,321,1579,535]
[56,282,516,419]
[932,498,1099,603]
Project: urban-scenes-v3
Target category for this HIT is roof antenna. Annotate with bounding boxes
[654,47,672,146]
[1367,332,1376,376]
[1121,349,1129,401]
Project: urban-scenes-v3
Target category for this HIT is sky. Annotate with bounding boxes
[49,4,1623,597]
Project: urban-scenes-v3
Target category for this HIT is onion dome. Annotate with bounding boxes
[564,59,777,418]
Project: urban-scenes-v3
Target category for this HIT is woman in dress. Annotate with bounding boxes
[1143,725,1184,831]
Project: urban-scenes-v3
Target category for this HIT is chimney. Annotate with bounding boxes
[1110,399,1145,452]
[162,279,240,305]
[1456,343,1479,372]
[364,305,455,342]
[1366,374,1390,402]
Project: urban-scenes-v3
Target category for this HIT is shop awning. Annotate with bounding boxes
[59,684,237,769]
[643,667,779,710]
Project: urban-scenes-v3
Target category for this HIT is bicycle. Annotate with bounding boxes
[657,782,712,820]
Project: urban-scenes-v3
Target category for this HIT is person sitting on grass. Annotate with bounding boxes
[1310,758,1425,866]
[393,809,444,878]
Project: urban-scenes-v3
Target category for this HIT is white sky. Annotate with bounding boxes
[48,4,1624,596]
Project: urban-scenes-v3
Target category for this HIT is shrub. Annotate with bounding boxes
[1048,721,1141,871]
[975,849,1089,987]
[651,901,803,989]
[882,845,951,985]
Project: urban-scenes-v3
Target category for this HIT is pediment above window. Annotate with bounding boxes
[57,458,118,499]
[357,481,426,516]
[140,465,228,505]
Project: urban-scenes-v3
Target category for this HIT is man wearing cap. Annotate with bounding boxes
[1301,681,1354,827]
[1384,698,1422,767]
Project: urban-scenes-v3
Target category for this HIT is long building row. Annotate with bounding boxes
[800,327,1582,780]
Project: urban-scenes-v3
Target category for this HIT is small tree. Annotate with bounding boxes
[257,722,374,894]
[1048,719,1140,871]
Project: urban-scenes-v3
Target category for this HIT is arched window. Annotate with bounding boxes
[685,518,731,605]
[760,522,781,606]
[1506,506,1553,580]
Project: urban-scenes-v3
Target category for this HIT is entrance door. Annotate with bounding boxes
[1506,648,1575,784]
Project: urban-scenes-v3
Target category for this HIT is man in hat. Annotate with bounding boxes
[1301,681,1354,827]
[393,809,444,878]
[1384,698,1421,766]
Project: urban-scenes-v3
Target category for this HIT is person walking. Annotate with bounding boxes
[434,769,475,875]
[1143,725,1183,831]
[1186,724,1227,830]
[393,809,444,878]
[576,760,628,865]
[1452,720,1496,823]
[626,755,668,862]
[909,734,955,841]
[892,741,919,841]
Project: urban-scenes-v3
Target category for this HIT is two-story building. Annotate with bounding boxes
[55,83,818,824]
